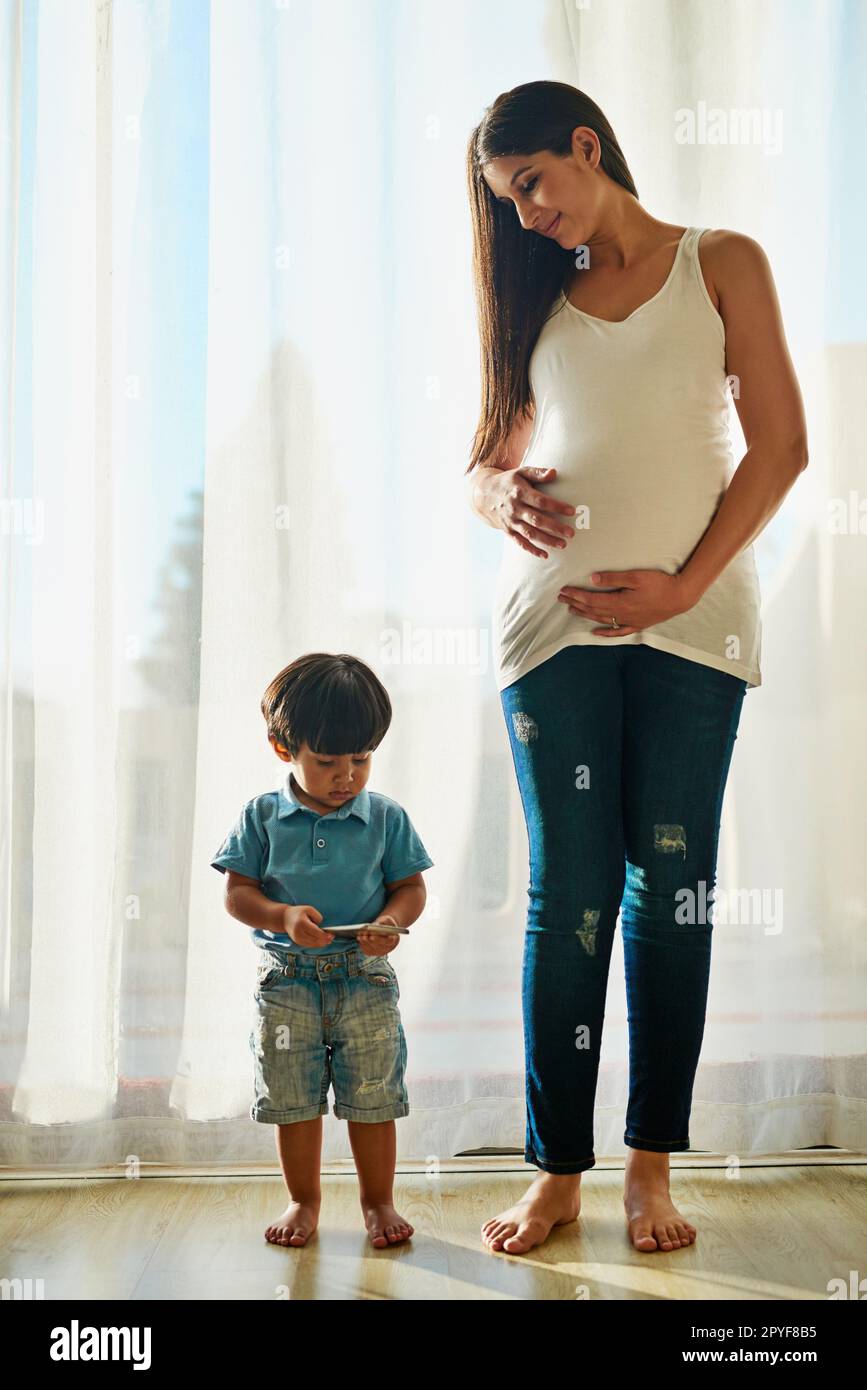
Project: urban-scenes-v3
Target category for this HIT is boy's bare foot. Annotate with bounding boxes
[363,1201,414,1247]
[265,1200,320,1247]
[481,1172,582,1255]
[623,1151,696,1252]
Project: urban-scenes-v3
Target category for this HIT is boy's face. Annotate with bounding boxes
[270,737,373,813]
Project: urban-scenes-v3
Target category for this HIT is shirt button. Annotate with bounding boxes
[316,838,326,848]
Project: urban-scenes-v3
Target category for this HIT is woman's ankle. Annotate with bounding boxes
[624,1148,671,1179]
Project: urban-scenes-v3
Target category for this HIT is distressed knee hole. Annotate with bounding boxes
[577,908,601,955]
[511,711,539,744]
[654,823,686,857]
[356,1078,386,1095]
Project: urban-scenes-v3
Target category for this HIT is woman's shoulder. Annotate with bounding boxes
[694,228,773,313]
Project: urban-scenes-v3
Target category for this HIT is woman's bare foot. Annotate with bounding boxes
[481,1172,583,1255]
[363,1201,414,1248]
[623,1150,696,1252]
[265,1200,320,1247]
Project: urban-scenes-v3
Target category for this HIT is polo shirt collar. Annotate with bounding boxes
[278,769,370,823]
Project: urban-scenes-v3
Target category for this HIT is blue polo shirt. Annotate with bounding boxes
[211,770,434,954]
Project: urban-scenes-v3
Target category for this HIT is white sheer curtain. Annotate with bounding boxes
[2,0,864,1168]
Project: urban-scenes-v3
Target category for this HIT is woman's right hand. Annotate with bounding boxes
[474,465,576,559]
[283,903,334,947]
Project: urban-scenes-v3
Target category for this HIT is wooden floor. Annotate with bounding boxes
[1,1153,864,1300]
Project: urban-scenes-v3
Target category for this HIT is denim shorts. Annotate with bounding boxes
[249,944,408,1125]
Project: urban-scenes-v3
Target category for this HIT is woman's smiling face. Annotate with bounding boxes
[481,127,601,246]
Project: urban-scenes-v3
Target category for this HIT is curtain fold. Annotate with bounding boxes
[2,0,864,1168]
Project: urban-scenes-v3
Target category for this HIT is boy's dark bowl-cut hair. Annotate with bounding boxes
[261,653,392,759]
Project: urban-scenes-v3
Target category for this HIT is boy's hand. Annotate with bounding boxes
[357,914,401,957]
[283,903,334,948]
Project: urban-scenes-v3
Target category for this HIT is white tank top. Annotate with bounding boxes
[492,225,762,692]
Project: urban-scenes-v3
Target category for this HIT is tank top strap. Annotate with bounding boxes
[669,225,713,317]
[678,225,704,273]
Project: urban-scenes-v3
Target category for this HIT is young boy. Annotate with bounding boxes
[210,652,433,1250]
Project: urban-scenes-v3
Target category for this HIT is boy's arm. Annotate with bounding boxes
[223,871,289,933]
[377,871,427,930]
[221,871,335,947]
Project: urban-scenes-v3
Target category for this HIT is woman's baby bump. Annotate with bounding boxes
[521,442,728,581]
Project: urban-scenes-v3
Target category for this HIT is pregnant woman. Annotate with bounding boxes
[466,81,808,1256]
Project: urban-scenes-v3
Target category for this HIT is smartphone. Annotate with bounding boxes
[326,922,410,938]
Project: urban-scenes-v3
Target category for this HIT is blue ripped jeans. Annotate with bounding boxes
[500,642,747,1174]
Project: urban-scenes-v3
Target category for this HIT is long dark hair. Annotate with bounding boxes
[465,80,638,475]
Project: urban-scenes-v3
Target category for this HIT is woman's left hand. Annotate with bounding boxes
[556,570,694,637]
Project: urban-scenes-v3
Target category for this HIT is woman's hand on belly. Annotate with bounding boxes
[556,568,694,637]
[475,465,577,558]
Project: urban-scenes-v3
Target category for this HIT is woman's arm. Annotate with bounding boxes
[676,230,808,607]
[468,405,536,525]
[467,404,577,558]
